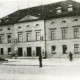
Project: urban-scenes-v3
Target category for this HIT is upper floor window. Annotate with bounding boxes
[0,29,3,31]
[36,32,41,41]
[7,28,11,30]
[26,32,31,42]
[18,26,21,29]
[18,33,23,42]
[7,34,12,43]
[0,35,4,43]
[61,28,68,39]
[51,31,55,40]
[49,10,53,12]
[27,25,30,28]
[62,20,66,23]
[51,22,55,25]
[68,4,73,12]
[56,7,62,13]
[50,28,56,40]
[73,19,78,22]
[74,27,79,38]
[36,24,39,27]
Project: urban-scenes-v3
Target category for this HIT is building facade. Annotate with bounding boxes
[45,16,80,58]
[0,0,80,58]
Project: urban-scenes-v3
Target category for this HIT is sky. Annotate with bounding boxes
[0,0,80,18]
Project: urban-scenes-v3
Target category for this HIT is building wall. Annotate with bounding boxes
[45,16,80,58]
[1,16,80,58]
[0,24,14,58]
[13,20,45,57]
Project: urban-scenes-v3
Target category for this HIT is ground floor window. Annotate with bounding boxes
[62,45,67,54]
[51,45,56,54]
[8,48,11,55]
[74,44,79,54]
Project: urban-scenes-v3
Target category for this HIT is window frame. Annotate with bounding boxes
[74,27,79,38]
[26,32,31,42]
[18,33,23,42]
[7,34,12,43]
[61,28,67,39]
[36,32,41,41]
[74,44,79,54]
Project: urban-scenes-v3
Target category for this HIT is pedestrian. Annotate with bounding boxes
[68,52,73,61]
[39,54,42,67]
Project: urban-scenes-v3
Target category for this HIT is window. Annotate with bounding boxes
[27,33,31,41]
[62,28,67,39]
[7,28,11,30]
[7,34,12,43]
[51,22,55,25]
[51,46,56,54]
[62,45,67,54]
[8,48,11,55]
[62,20,66,23]
[36,24,39,27]
[68,5,73,12]
[18,33,23,42]
[18,26,21,29]
[50,28,56,40]
[27,25,29,28]
[36,32,41,41]
[0,29,3,31]
[73,19,78,22]
[51,31,55,40]
[0,35,4,43]
[49,10,53,12]
[56,7,61,13]
[74,28,79,38]
[74,44,79,54]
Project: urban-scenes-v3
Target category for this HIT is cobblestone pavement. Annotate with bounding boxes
[0,58,80,80]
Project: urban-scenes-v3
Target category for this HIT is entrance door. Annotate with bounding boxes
[1,48,3,55]
[36,47,41,56]
[27,47,31,56]
[18,48,23,57]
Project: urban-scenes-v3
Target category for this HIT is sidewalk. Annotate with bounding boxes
[0,58,80,80]
[1,58,80,66]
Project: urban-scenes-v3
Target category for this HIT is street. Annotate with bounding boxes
[0,58,80,80]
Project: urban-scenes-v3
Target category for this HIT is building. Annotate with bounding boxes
[0,0,80,58]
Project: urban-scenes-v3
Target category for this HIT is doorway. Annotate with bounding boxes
[1,48,3,55]
[36,47,41,56]
[27,47,31,56]
[18,48,23,57]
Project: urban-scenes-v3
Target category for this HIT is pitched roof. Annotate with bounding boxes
[19,15,40,22]
[0,0,80,25]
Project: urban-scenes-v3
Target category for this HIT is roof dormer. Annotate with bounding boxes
[68,4,73,12]
[56,7,62,14]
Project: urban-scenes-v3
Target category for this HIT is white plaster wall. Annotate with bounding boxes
[45,16,80,58]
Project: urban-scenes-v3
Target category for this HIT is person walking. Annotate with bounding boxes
[68,52,73,61]
[39,54,42,67]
